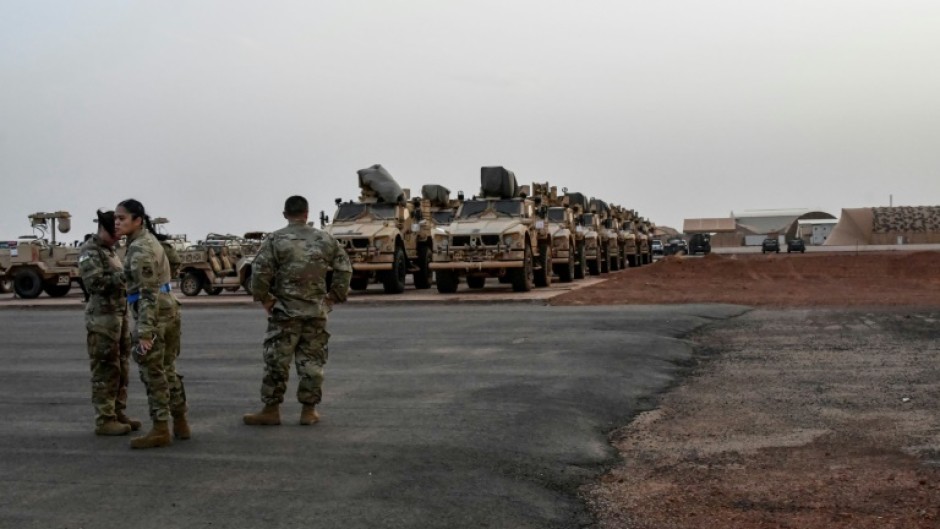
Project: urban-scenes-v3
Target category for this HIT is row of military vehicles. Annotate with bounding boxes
[0,165,656,299]
[322,165,655,294]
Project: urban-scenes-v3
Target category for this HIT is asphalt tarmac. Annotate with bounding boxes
[0,304,746,529]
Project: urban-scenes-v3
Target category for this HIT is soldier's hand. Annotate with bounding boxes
[263,299,276,316]
[139,338,153,354]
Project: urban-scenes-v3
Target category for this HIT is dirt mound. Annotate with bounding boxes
[552,251,940,307]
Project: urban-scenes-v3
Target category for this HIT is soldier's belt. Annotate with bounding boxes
[127,283,171,304]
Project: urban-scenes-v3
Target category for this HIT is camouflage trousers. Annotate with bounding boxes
[85,312,131,426]
[133,306,187,422]
[260,316,330,406]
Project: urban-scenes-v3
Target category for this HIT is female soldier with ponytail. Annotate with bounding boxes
[114,199,190,449]
[77,209,141,436]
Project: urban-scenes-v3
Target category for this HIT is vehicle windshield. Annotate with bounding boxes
[432,211,454,224]
[334,203,398,221]
[582,213,594,225]
[458,200,522,219]
[547,208,566,222]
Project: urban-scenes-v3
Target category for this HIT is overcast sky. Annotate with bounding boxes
[2,0,938,241]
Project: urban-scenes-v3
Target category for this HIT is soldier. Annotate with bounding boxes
[114,199,190,449]
[78,209,141,436]
[155,232,185,432]
[243,195,352,426]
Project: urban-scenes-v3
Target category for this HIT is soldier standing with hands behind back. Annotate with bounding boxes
[243,195,351,426]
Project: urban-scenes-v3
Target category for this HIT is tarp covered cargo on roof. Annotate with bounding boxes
[480,166,518,199]
[421,184,451,207]
[358,164,404,203]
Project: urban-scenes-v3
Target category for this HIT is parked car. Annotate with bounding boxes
[761,238,780,254]
[688,233,711,255]
[664,238,688,256]
[651,239,664,256]
[787,239,806,253]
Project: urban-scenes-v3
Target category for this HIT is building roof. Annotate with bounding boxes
[682,218,736,233]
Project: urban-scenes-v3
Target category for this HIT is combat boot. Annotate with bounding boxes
[96,419,132,436]
[299,405,319,426]
[243,404,281,426]
[172,413,191,440]
[130,420,171,449]
[116,412,142,431]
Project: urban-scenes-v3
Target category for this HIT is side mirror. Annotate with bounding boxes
[319,211,329,228]
[457,191,465,201]
[334,198,342,205]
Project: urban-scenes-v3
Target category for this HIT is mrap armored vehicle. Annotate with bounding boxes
[430,166,552,293]
[0,211,80,298]
[533,183,579,282]
[323,165,443,293]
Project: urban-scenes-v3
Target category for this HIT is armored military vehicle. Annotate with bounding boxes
[533,183,578,282]
[565,192,600,277]
[177,233,258,296]
[637,217,653,264]
[0,211,80,298]
[431,166,551,293]
[591,198,621,273]
[324,165,436,293]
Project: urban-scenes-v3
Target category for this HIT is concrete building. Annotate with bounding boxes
[684,209,836,247]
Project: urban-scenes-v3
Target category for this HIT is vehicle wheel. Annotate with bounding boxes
[466,275,486,289]
[13,268,43,299]
[626,254,636,268]
[497,274,512,284]
[510,242,534,292]
[801,249,805,254]
[349,276,369,291]
[611,249,620,271]
[180,271,204,297]
[587,256,599,276]
[241,269,253,295]
[600,248,611,274]
[573,241,586,280]
[413,245,432,290]
[381,245,407,294]
[534,244,552,287]
[43,282,71,297]
[207,287,223,296]
[556,250,574,283]
[435,270,459,293]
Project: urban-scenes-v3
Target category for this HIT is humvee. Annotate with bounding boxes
[431,166,551,293]
[532,183,579,282]
[323,164,437,294]
[0,211,80,299]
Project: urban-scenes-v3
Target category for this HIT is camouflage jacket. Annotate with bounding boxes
[159,240,181,278]
[78,235,127,315]
[251,220,352,319]
[123,229,175,340]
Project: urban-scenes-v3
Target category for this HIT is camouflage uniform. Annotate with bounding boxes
[78,235,132,426]
[251,220,351,406]
[159,240,184,403]
[124,230,187,422]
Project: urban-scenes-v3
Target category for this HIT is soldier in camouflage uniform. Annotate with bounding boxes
[78,209,141,436]
[115,199,189,449]
[244,195,352,426]
[155,233,189,440]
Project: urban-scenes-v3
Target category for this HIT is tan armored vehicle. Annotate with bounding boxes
[323,165,436,293]
[635,216,653,265]
[532,183,579,282]
[0,211,80,298]
[591,198,621,273]
[177,232,260,296]
[611,205,637,269]
[431,166,552,293]
[565,192,600,276]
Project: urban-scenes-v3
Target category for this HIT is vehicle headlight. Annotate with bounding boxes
[503,233,521,248]
[373,236,394,252]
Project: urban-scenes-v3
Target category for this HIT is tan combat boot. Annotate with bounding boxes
[96,419,132,436]
[130,420,172,449]
[116,412,142,431]
[299,405,319,426]
[243,404,281,426]
[172,413,191,440]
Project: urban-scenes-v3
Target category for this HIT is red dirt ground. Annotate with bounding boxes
[551,251,940,307]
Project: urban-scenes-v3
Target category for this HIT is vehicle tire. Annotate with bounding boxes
[626,254,637,268]
[381,245,407,294]
[534,244,552,287]
[498,274,512,284]
[610,249,620,271]
[556,250,574,283]
[13,268,43,299]
[43,282,71,297]
[587,256,599,276]
[600,248,610,274]
[241,269,253,295]
[573,241,586,280]
[207,287,223,296]
[180,271,204,297]
[413,245,432,290]
[435,270,459,293]
[510,242,534,292]
[349,276,369,291]
[466,275,486,289]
